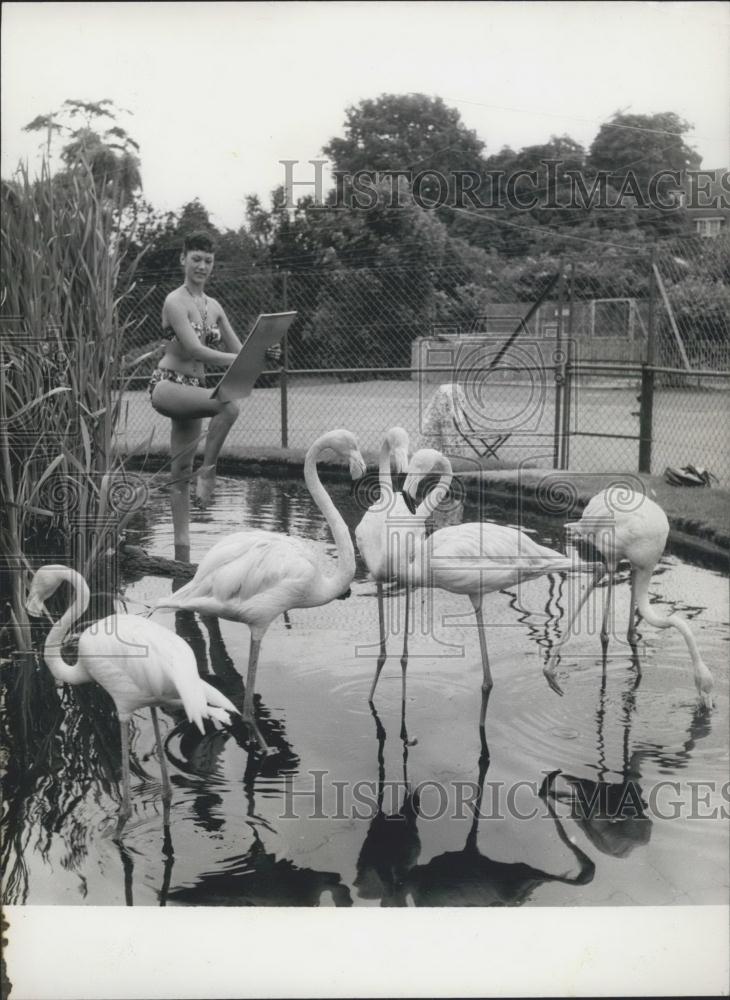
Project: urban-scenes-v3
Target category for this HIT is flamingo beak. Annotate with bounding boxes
[395,448,410,475]
[350,453,367,480]
[402,472,420,515]
[402,490,418,516]
[25,594,52,621]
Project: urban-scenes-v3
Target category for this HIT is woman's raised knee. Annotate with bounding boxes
[222,400,240,422]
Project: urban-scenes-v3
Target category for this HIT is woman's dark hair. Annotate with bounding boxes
[183,230,216,254]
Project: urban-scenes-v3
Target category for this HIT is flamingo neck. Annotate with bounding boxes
[44,568,92,686]
[633,566,704,667]
[416,468,452,519]
[378,438,394,492]
[304,441,355,598]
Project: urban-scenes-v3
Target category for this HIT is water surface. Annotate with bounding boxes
[4,474,728,907]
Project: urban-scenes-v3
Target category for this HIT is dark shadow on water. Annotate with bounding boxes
[167,820,352,907]
[545,658,651,858]
[157,596,353,907]
[116,611,319,906]
[404,768,595,907]
[544,654,713,859]
[354,693,596,907]
[169,610,300,771]
[354,704,421,906]
[117,824,175,907]
[162,611,300,834]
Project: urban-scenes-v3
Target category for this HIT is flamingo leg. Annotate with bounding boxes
[117,841,134,906]
[400,581,410,702]
[627,569,640,647]
[368,582,387,702]
[243,636,272,755]
[399,583,418,746]
[478,685,492,758]
[159,836,175,906]
[474,602,493,692]
[600,572,615,652]
[115,718,132,838]
[150,706,172,827]
[543,572,603,695]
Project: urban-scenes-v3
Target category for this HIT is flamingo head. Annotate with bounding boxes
[385,426,410,475]
[402,449,453,504]
[321,428,367,481]
[25,564,69,619]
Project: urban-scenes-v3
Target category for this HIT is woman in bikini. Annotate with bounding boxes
[149,231,241,561]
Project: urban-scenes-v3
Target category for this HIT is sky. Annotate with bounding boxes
[2,1,729,230]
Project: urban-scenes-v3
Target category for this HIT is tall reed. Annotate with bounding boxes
[1,160,148,655]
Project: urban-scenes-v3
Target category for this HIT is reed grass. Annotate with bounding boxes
[0,159,152,653]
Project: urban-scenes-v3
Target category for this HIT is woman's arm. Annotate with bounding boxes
[216,309,243,353]
[164,297,238,365]
[213,301,282,364]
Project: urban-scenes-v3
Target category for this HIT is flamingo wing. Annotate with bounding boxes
[79,615,227,733]
[188,530,283,584]
[163,531,322,624]
[427,523,575,594]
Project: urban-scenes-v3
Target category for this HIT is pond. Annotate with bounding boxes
[3,474,728,907]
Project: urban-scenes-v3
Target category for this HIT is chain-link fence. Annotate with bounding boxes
[117,241,729,485]
[654,235,730,372]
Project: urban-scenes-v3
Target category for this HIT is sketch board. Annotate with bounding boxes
[211,311,297,401]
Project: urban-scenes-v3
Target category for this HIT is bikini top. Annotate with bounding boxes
[161,321,222,347]
[162,292,223,347]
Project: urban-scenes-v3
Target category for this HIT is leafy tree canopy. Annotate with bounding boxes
[588,112,701,237]
[589,111,701,187]
[324,93,486,178]
[23,99,142,205]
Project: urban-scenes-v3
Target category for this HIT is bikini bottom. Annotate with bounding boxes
[148,367,202,397]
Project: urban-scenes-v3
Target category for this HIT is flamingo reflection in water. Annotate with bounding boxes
[355,695,595,906]
[166,615,351,908]
[163,609,301,834]
[116,609,351,906]
[354,705,422,905]
[167,819,353,907]
[544,654,714,862]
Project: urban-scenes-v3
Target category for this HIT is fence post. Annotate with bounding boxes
[552,257,565,469]
[561,262,576,469]
[280,270,289,449]
[638,250,656,474]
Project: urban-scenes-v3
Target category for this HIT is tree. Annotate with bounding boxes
[23,99,142,206]
[589,112,701,235]
[589,111,701,185]
[445,134,646,256]
[323,93,486,209]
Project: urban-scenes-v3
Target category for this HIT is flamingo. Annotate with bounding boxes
[356,435,453,701]
[153,428,367,753]
[24,564,239,836]
[396,450,595,715]
[542,488,714,708]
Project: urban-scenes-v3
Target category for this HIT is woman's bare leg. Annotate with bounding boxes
[197,402,240,506]
[151,380,226,421]
[169,416,203,561]
[151,381,240,509]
